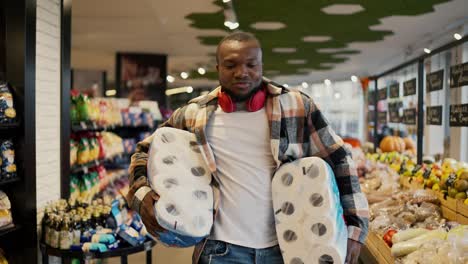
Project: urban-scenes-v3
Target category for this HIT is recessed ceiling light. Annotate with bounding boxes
[454,33,462,40]
[424,48,431,54]
[287,59,307,65]
[180,72,189,79]
[321,4,364,15]
[105,89,117,96]
[187,86,193,93]
[166,75,175,83]
[198,68,206,75]
[324,79,332,86]
[302,36,332,42]
[272,47,297,53]
[250,21,286,30]
[283,84,289,88]
[224,21,239,30]
[351,75,358,82]
[301,82,309,88]
[222,0,231,3]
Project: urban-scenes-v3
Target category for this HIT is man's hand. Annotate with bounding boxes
[345,239,362,264]
[139,191,166,237]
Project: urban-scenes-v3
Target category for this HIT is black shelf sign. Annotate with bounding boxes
[378,111,387,124]
[389,110,400,123]
[426,105,443,126]
[426,70,444,93]
[402,108,417,125]
[450,62,468,88]
[403,79,417,96]
[389,83,399,98]
[368,110,375,122]
[378,87,387,101]
[449,103,468,127]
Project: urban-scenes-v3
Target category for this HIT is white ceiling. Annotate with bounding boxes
[71,0,468,88]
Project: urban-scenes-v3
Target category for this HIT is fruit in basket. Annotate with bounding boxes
[458,171,468,181]
[383,229,398,247]
[403,137,416,152]
[455,192,467,200]
[380,136,406,153]
[454,179,468,192]
[432,183,440,191]
[442,158,457,172]
[465,198,468,205]
[448,187,458,198]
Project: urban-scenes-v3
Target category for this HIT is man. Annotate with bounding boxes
[126,32,369,264]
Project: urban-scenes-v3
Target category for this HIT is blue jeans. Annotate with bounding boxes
[199,240,284,264]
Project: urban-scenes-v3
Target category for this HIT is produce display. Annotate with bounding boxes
[0,139,16,181]
[0,82,17,124]
[0,191,13,230]
[41,196,149,252]
[379,136,416,155]
[350,142,468,264]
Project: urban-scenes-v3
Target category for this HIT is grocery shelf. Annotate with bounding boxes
[71,121,153,133]
[70,154,132,174]
[0,122,20,131]
[0,177,20,187]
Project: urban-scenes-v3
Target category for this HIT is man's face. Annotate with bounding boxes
[216,40,263,101]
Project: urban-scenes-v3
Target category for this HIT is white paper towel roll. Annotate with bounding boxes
[147,127,213,244]
[272,157,348,264]
[311,244,346,264]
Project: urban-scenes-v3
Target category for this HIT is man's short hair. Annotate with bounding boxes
[216,31,261,63]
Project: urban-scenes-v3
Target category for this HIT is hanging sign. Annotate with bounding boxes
[402,108,417,125]
[378,111,387,124]
[426,70,444,93]
[403,79,417,96]
[449,103,468,127]
[426,106,443,126]
[389,110,401,123]
[450,62,468,88]
[378,87,387,101]
[389,83,400,98]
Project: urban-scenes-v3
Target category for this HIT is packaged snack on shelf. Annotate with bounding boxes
[77,137,90,165]
[70,138,78,166]
[0,140,17,180]
[0,82,17,124]
[138,132,152,142]
[76,94,90,122]
[122,138,136,154]
[0,191,13,229]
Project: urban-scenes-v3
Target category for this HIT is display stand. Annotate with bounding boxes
[40,240,156,264]
[0,1,38,263]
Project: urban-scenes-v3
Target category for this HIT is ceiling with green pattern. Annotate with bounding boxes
[185,0,452,79]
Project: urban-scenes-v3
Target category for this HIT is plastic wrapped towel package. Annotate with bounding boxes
[147,127,213,247]
[272,157,348,264]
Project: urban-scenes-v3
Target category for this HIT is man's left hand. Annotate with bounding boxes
[345,239,362,264]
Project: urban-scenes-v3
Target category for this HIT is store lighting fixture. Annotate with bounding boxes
[424,48,431,54]
[198,67,206,75]
[351,75,358,82]
[166,75,175,83]
[301,82,309,88]
[224,21,239,30]
[105,90,117,96]
[454,33,462,40]
[222,0,231,3]
[223,0,239,30]
[165,86,194,96]
[283,84,289,88]
[180,72,189,79]
[324,79,332,86]
[334,92,341,99]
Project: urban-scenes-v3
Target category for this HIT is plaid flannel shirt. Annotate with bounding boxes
[129,78,369,263]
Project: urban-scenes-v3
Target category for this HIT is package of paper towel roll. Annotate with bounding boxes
[272,157,348,264]
[147,127,214,247]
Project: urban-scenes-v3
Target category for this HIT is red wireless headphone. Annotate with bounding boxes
[218,86,267,113]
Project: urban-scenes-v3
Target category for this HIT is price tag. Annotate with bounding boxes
[378,111,387,124]
[144,241,152,251]
[426,70,444,93]
[449,103,468,127]
[402,108,417,125]
[389,110,400,123]
[389,83,400,98]
[92,122,98,129]
[80,121,87,130]
[378,87,387,101]
[426,105,442,126]
[83,166,88,174]
[450,62,468,88]
[403,79,417,96]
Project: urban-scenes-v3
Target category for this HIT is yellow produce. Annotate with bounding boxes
[448,188,458,198]
[455,192,467,200]
[454,179,468,192]
[464,198,468,205]
[432,183,440,191]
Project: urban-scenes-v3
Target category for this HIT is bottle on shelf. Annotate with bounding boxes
[59,217,72,250]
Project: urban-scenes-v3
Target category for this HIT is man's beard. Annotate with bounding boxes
[221,83,262,102]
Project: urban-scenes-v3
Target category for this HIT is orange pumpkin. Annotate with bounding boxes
[403,137,416,151]
[380,136,406,153]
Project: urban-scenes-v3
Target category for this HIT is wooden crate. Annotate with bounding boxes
[441,205,458,221]
[456,200,468,218]
[435,192,458,211]
[366,232,394,264]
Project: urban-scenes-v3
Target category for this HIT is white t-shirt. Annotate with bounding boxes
[205,106,278,248]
